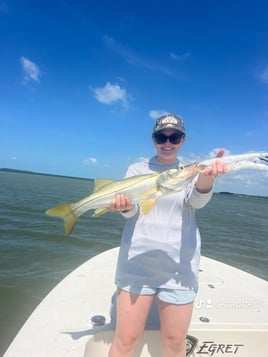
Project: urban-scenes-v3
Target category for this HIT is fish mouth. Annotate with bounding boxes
[260,155,268,163]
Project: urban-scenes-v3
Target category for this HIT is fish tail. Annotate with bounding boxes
[46,203,78,235]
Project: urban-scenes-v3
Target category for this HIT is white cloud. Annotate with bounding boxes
[208,148,231,158]
[215,169,268,195]
[91,82,129,108]
[170,52,191,61]
[149,110,168,119]
[179,148,232,166]
[258,65,268,84]
[83,157,97,166]
[138,156,149,162]
[20,56,41,83]
[103,35,175,77]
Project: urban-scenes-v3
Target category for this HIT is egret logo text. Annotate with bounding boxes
[196,341,244,355]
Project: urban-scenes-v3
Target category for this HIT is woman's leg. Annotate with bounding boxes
[108,288,155,357]
[158,300,194,357]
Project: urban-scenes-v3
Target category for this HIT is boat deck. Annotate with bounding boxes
[4,247,268,356]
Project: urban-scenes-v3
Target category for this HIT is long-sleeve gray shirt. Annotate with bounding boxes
[115,156,213,292]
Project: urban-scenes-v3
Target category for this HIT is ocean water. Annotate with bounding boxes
[0,171,267,354]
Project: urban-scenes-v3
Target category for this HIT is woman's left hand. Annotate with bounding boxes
[202,158,229,177]
[195,149,229,192]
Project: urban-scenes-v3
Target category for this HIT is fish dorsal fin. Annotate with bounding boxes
[93,178,115,192]
[92,208,109,217]
[140,198,157,215]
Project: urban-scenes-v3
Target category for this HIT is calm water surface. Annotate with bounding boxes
[0,171,267,354]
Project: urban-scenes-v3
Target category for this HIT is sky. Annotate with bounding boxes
[1,0,268,196]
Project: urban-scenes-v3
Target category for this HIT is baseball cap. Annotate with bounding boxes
[152,114,185,135]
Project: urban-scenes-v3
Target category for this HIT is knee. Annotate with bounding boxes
[112,332,143,353]
[161,333,186,354]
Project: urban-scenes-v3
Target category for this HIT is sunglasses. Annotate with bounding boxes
[153,132,184,145]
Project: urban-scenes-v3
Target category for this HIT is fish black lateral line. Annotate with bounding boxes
[46,152,268,235]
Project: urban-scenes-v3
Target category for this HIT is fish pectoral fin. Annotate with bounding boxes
[140,198,157,215]
[93,178,115,192]
[46,203,78,235]
[140,187,158,199]
[139,187,159,215]
[92,208,109,217]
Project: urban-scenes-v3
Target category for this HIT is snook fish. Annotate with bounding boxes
[46,152,268,235]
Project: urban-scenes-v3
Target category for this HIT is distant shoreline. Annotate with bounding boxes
[0,168,91,182]
[1,167,267,199]
[217,191,267,199]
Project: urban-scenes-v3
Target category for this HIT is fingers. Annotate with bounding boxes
[203,159,229,177]
[109,194,134,212]
[216,148,225,158]
[211,159,229,176]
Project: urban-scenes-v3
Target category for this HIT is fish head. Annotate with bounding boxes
[157,163,200,192]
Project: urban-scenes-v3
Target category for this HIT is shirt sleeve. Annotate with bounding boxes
[185,176,214,209]
[120,204,139,218]
[125,163,144,178]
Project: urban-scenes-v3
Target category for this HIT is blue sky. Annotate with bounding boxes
[1,0,268,196]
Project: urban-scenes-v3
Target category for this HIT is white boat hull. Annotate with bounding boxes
[4,247,268,356]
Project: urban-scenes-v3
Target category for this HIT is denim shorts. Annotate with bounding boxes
[119,285,196,305]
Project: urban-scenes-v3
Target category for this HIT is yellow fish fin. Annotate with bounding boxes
[46,203,78,235]
[92,208,109,217]
[139,186,159,215]
[140,187,158,199]
[140,198,158,215]
[93,178,115,192]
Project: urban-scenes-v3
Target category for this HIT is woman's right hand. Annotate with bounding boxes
[109,194,135,212]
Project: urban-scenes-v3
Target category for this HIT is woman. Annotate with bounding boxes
[108,114,228,356]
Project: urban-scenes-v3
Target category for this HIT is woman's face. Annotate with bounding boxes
[153,128,185,164]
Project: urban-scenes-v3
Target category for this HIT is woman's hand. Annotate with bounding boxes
[195,149,229,193]
[109,194,135,212]
[201,158,229,177]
